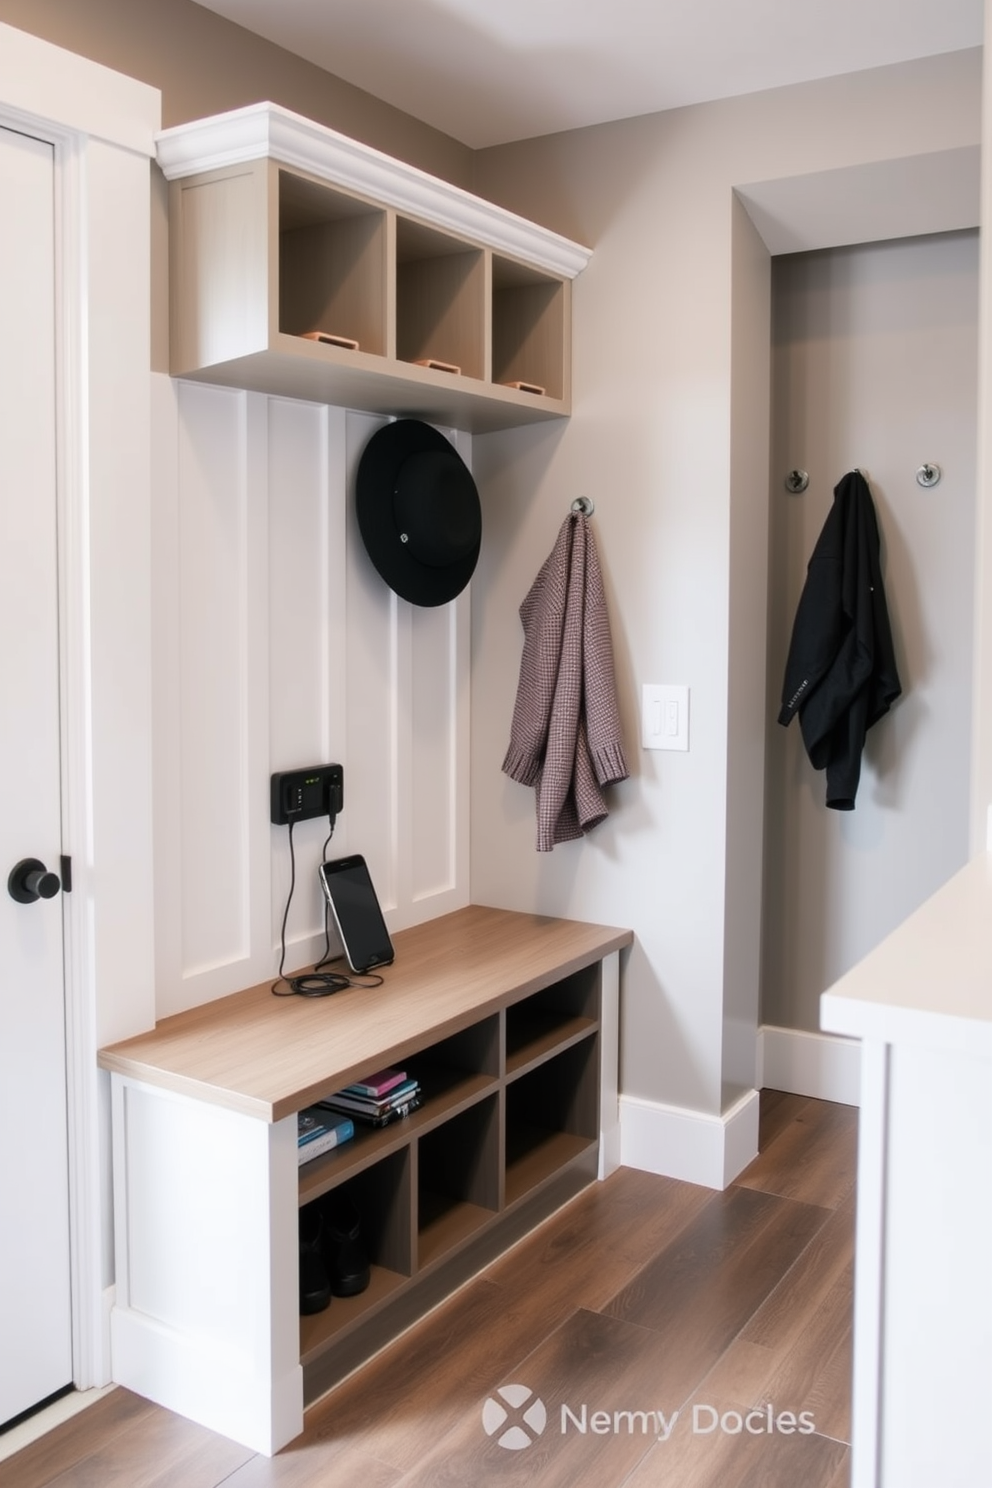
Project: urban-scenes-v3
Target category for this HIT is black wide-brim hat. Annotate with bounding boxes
[356,420,481,607]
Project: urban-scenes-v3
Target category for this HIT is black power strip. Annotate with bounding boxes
[270,764,344,825]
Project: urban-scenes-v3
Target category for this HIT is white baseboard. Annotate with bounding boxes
[619,1087,759,1190]
[757,1024,861,1106]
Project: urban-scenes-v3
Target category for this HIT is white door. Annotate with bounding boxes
[0,124,73,1427]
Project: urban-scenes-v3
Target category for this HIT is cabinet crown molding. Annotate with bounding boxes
[156,101,591,281]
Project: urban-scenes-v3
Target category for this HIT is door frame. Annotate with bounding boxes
[0,24,159,1388]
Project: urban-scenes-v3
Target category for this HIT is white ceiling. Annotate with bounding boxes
[192,0,983,149]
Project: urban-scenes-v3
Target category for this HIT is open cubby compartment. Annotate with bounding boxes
[297,1104,413,1208]
[406,1015,500,1116]
[395,216,485,379]
[416,1095,499,1270]
[298,1147,412,1363]
[504,1037,599,1207]
[277,168,387,355]
[504,962,600,1077]
[327,1152,413,1279]
[491,254,567,401]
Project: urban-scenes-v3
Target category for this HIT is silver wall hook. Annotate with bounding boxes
[916,463,942,489]
[784,470,809,494]
[571,496,595,516]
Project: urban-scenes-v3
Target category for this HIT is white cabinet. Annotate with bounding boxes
[99,906,629,1454]
[821,853,992,1488]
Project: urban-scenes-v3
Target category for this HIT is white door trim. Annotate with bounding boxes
[0,26,160,1389]
[56,120,106,1394]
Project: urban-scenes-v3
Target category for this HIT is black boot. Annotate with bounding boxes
[323,1191,371,1297]
[299,1202,332,1314]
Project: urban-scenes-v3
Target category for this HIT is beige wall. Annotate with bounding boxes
[0,0,472,174]
[973,9,992,851]
[723,196,772,1101]
[763,230,978,1033]
[4,3,984,1148]
[0,0,474,372]
[471,50,982,1128]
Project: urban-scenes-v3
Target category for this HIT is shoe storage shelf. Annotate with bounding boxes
[99,905,631,1456]
[156,104,592,433]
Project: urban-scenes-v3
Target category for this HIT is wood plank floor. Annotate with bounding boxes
[2,1091,856,1488]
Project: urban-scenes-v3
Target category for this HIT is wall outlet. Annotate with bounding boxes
[642,685,689,751]
[270,764,344,825]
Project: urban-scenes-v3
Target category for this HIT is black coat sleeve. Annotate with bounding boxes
[778,472,901,810]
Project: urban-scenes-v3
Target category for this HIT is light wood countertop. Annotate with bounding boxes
[821,852,992,1054]
[98,904,632,1121]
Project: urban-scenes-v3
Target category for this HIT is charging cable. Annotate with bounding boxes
[271,817,384,998]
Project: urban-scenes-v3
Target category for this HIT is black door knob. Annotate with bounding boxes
[8,857,62,904]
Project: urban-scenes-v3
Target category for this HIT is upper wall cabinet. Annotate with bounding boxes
[157,104,592,433]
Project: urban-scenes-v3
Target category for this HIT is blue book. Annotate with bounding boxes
[297,1107,354,1166]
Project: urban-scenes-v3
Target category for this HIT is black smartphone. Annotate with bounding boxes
[317,855,394,973]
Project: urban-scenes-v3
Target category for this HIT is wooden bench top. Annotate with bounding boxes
[98,904,632,1121]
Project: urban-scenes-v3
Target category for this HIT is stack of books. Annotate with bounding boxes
[319,1067,422,1129]
[297,1106,354,1166]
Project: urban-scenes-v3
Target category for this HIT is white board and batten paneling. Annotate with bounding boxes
[152,378,471,1018]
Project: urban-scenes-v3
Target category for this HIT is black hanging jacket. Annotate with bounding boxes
[778,470,901,810]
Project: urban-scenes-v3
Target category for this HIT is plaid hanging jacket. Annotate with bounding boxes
[502,513,629,851]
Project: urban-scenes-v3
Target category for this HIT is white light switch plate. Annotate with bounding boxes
[642,684,689,751]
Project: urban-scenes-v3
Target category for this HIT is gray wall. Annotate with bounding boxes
[762,230,978,1032]
[471,52,980,1139]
